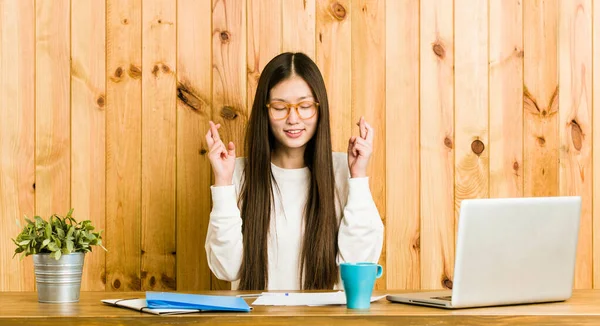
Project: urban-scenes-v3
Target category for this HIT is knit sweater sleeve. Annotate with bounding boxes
[333,153,384,264]
[204,158,245,282]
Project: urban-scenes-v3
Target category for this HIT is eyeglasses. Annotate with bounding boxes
[266,100,319,121]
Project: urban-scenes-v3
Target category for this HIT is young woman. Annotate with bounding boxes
[204,52,383,291]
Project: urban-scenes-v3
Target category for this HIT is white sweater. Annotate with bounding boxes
[205,152,384,290]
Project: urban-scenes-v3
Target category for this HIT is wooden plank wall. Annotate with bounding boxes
[1,0,600,291]
[71,0,106,291]
[105,0,142,291]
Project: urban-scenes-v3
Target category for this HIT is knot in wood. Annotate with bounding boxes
[471,139,484,155]
[330,2,347,20]
[97,95,105,107]
[114,67,123,78]
[221,106,238,120]
[432,43,445,59]
[412,236,420,251]
[537,136,545,146]
[444,137,453,149]
[128,64,142,79]
[443,278,453,289]
[113,279,121,289]
[220,31,230,43]
[571,120,583,151]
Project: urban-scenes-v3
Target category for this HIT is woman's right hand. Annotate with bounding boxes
[205,121,236,186]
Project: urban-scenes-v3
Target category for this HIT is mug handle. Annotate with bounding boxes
[376,264,383,278]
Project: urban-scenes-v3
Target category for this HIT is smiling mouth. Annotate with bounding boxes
[285,130,303,134]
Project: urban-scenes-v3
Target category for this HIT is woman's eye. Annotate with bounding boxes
[270,103,287,110]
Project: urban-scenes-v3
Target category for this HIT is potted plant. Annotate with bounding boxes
[12,208,106,303]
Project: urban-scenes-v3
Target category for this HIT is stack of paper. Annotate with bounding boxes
[102,298,200,315]
[251,291,387,306]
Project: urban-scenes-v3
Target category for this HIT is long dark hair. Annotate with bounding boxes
[238,52,338,290]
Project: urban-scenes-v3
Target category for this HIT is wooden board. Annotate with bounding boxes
[0,0,35,291]
[106,0,142,291]
[211,0,246,290]
[593,0,600,289]
[523,0,559,198]
[35,0,70,218]
[282,0,316,59]
[419,0,454,290]
[8,290,600,325]
[454,0,489,231]
[140,0,177,291]
[70,0,106,291]
[176,0,212,292]
[489,0,523,198]
[351,0,385,290]
[384,0,419,290]
[316,0,351,153]
[247,0,281,113]
[558,0,592,289]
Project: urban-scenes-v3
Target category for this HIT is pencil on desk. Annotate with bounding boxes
[236,293,263,298]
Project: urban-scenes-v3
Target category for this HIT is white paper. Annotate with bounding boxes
[251,291,387,306]
[101,298,200,315]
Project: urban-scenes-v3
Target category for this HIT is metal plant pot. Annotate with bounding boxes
[33,252,85,303]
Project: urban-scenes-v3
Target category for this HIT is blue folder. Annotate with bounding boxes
[146,291,251,312]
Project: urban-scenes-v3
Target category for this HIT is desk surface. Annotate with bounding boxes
[2,290,600,325]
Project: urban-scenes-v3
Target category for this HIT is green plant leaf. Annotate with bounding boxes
[18,240,30,246]
[45,222,52,237]
[34,216,43,228]
[50,250,62,260]
[12,208,105,259]
[47,242,59,252]
[40,238,50,249]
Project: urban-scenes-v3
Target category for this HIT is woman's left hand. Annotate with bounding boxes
[347,116,374,178]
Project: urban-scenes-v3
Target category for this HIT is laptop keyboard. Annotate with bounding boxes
[431,295,452,301]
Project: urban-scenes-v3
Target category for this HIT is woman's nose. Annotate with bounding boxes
[286,108,300,124]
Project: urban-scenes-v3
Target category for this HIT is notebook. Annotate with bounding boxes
[102,291,252,315]
[146,291,252,312]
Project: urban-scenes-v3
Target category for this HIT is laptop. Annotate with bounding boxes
[387,196,581,309]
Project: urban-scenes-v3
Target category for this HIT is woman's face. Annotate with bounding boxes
[267,75,319,151]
